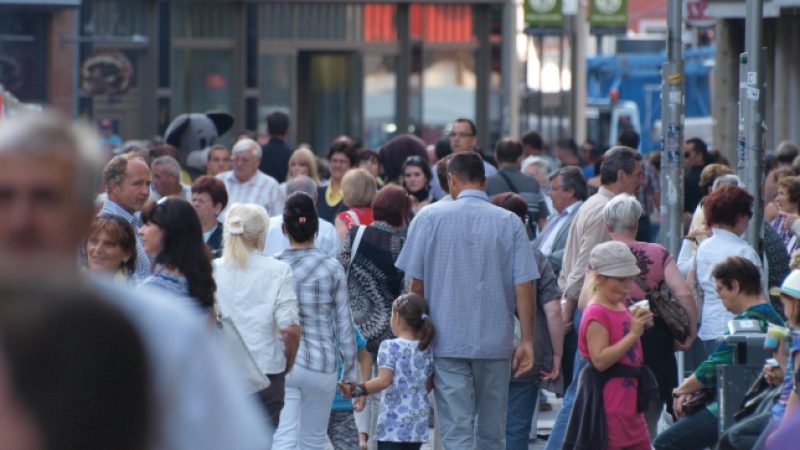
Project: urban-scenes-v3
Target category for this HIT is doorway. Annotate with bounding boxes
[297,52,362,155]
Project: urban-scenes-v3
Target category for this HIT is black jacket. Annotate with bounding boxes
[563,363,658,450]
[206,222,224,259]
[260,138,292,183]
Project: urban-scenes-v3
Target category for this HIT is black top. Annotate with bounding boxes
[259,137,292,183]
[339,223,406,354]
[684,165,704,213]
[317,185,346,223]
[206,222,224,259]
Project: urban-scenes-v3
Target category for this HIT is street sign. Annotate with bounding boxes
[686,0,715,28]
[589,0,628,29]
[524,0,563,28]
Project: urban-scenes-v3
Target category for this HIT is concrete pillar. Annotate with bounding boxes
[48,9,76,115]
[712,18,743,162]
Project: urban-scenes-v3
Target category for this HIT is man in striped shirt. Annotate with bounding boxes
[217,138,284,217]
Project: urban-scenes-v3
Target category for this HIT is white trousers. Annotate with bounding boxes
[272,365,338,450]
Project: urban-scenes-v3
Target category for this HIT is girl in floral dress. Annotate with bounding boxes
[341,293,435,450]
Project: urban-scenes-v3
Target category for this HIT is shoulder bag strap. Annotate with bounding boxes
[349,225,367,267]
[633,275,652,296]
[496,170,520,194]
[346,209,360,226]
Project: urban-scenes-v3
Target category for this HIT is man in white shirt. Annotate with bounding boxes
[0,112,273,450]
[532,166,588,277]
[265,175,340,257]
[218,138,284,217]
[150,155,191,201]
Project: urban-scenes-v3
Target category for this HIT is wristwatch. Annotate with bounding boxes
[351,383,368,397]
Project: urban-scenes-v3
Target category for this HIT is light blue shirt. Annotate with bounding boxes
[396,189,539,359]
[99,200,151,281]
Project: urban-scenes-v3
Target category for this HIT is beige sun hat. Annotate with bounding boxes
[589,241,641,278]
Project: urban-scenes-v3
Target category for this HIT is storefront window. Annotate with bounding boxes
[81,0,148,37]
[363,54,396,149]
[258,54,294,135]
[0,12,47,102]
[171,49,234,115]
[422,50,476,143]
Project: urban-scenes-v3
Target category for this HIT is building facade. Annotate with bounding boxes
[1,0,508,154]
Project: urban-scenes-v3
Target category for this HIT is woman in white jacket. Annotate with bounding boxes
[213,203,301,432]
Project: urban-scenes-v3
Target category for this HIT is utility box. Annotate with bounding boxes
[716,328,771,434]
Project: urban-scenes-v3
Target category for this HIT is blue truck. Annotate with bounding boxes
[586,46,715,153]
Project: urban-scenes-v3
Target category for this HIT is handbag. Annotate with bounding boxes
[680,388,715,416]
[216,311,271,393]
[634,277,692,343]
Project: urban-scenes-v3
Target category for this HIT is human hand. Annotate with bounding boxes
[630,308,654,337]
[512,339,534,379]
[540,358,561,381]
[338,381,354,399]
[353,396,366,412]
[764,362,784,386]
[674,339,693,351]
[672,392,694,419]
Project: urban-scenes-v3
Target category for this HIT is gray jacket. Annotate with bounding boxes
[532,200,583,277]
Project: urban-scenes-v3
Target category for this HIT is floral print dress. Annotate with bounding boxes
[374,337,433,443]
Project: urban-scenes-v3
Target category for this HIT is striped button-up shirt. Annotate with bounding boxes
[396,189,539,359]
[275,247,358,381]
[217,170,285,217]
[99,200,151,281]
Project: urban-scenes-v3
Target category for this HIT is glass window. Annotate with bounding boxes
[81,0,148,37]
[258,54,294,134]
[421,50,475,143]
[0,12,46,102]
[171,3,235,39]
[363,54,396,149]
[259,3,362,42]
[171,49,234,115]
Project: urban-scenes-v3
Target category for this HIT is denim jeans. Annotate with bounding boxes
[717,411,770,450]
[377,442,421,450]
[652,407,718,450]
[544,309,587,450]
[505,379,541,450]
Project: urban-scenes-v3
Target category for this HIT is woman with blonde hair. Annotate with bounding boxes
[287,146,321,186]
[335,168,377,241]
[212,202,301,435]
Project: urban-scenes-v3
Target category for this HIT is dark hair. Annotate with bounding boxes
[0,280,151,450]
[494,138,524,163]
[599,146,642,185]
[328,140,358,167]
[490,192,528,222]
[379,134,428,184]
[557,138,580,157]
[776,141,800,166]
[712,256,762,296]
[551,166,588,201]
[704,185,753,228]
[521,131,543,150]
[686,137,708,158]
[357,149,380,164]
[392,293,435,351]
[191,175,229,209]
[283,192,319,243]
[87,215,138,275]
[402,155,433,189]
[267,111,290,136]
[436,154,455,194]
[617,129,641,149]
[140,199,216,309]
[454,117,477,136]
[448,152,485,184]
[434,138,452,160]
[372,185,411,227]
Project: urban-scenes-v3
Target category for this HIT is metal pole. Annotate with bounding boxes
[660,0,685,258]
[743,0,765,248]
[503,0,520,138]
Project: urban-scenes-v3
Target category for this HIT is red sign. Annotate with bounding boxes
[686,0,714,28]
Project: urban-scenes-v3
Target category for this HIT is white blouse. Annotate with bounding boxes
[213,252,299,374]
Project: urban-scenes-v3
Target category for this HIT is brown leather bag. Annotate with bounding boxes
[681,388,715,416]
[634,277,692,343]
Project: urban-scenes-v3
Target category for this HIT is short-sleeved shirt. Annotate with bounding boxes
[374,338,434,443]
[579,303,648,448]
[396,189,538,359]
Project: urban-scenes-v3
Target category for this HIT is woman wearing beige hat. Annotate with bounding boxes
[564,241,656,450]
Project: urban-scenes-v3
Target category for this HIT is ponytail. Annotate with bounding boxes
[392,293,436,351]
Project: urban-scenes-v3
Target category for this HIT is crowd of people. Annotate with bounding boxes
[0,108,799,450]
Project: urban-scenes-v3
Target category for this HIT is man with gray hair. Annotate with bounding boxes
[150,155,191,201]
[544,145,644,450]
[0,111,273,449]
[263,175,339,257]
[217,138,284,217]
